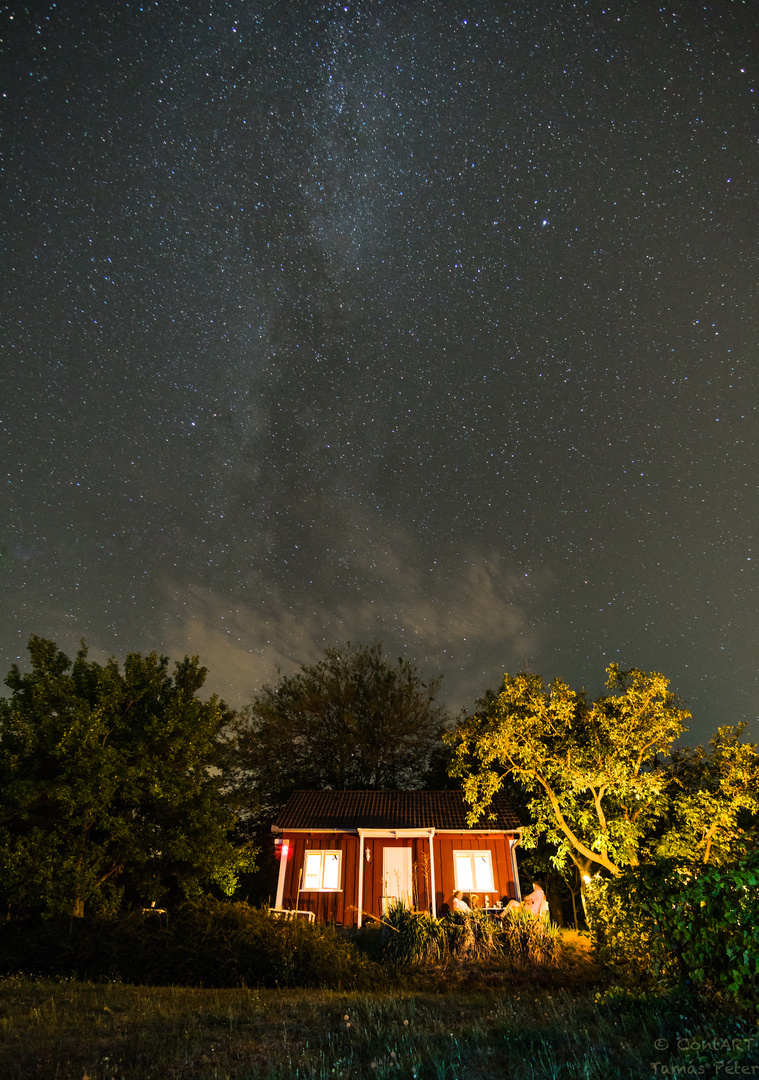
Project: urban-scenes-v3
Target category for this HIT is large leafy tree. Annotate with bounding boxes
[0,636,256,918]
[657,724,759,866]
[238,642,452,823]
[447,665,690,878]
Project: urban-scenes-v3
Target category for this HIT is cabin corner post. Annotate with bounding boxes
[428,828,437,918]
[510,835,522,900]
[274,834,288,910]
[357,830,365,929]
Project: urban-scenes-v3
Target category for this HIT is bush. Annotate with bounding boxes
[584,870,669,986]
[585,853,759,1007]
[0,900,383,990]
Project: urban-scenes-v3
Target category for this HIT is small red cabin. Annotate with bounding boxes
[271,790,523,927]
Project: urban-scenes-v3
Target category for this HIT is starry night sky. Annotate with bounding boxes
[3,1,757,742]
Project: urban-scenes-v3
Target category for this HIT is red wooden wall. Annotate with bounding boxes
[277,832,359,925]
[432,834,518,914]
[278,831,519,926]
[361,836,432,918]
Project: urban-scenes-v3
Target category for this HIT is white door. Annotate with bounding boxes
[383,847,413,911]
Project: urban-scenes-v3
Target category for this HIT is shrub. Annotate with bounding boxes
[0,900,382,990]
[585,853,759,1007]
[151,900,380,989]
[584,865,674,987]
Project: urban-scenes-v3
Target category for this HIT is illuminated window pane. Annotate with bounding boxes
[302,850,342,890]
[454,852,474,890]
[304,852,322,889]
[322,853,340,890]
[473,853,495,891]
[454,851,495,893]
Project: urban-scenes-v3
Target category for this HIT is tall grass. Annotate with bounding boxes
[380,903,560,970]
[1,975,757,1079]
[380,902,449,966]
[499,908,561,967]
[441,908,500,962]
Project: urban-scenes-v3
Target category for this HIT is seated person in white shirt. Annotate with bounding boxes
[452,890,470,912]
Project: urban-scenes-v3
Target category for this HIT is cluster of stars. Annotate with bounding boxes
[1,1,756,735]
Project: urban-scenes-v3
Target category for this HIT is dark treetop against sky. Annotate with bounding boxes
[2,1,757,743]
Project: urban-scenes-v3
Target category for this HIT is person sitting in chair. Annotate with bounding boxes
[452,890,470,912]
[504,881,548,919]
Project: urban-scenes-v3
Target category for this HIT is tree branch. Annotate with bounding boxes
[534,773,621,875]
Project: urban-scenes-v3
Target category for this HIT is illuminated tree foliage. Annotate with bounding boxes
[0,636,256,918]
[447,665,690,878]
[658,723,759,865]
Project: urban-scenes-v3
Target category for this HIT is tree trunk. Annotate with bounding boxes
[545,872,566,926]
[569,885,580,930]
[71,897,85,918]
[570,853,596,925]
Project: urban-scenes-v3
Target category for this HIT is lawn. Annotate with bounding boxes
[1,967,757,1079]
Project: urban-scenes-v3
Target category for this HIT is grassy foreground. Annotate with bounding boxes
[1,972,758,1080]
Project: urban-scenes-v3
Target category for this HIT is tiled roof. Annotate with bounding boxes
[273,790,522,832]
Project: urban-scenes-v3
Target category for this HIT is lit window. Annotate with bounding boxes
[453,850,495,892]
[302,850,342,891]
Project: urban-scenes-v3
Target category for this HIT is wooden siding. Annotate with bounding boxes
[278,830,519,925]
[433,834,518,914]
[361,837,433,920]
[278,832,359,925]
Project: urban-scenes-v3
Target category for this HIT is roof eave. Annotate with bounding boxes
[272,824,523,834]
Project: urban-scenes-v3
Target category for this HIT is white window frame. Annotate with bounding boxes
[301,849,342,892]
[453,850,495,893]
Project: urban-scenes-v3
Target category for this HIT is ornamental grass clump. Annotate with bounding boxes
[440,908,501,962]
[498,908,561,968]
[498,907,565,967]
[380,903,506,966]
[380,901,448,966]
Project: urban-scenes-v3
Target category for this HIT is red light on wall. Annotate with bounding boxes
[274,839,290,861]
